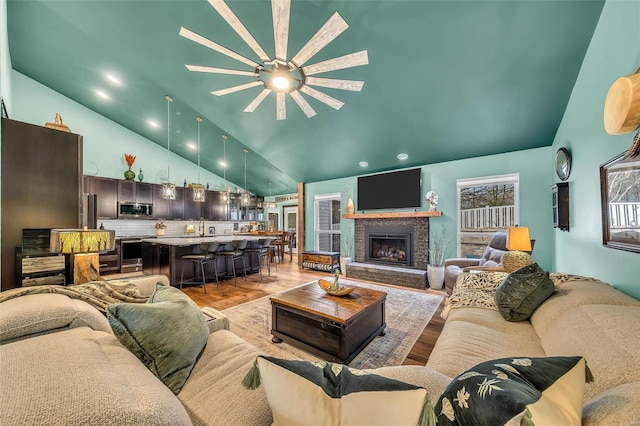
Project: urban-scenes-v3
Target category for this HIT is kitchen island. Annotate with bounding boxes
[141,235,265,287]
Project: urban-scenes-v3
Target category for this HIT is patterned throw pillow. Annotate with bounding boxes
[107,284,209,394]
[434,356,593,426]
[495,263,555,321]
[243,356,436,426]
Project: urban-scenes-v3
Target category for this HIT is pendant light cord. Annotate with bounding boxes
[196,117,202,184]
[166,95,173,183]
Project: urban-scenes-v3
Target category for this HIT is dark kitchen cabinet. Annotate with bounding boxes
[170,187,185,220]
[183,188,203,220]
[99,239,121,274]
[152,185,171,219]
[91,177,118,219]
[142,241,170,276]
[119,181,153,204]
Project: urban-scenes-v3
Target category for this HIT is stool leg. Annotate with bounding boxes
[240,256,247,280]
[212,258,219,287]
[200,262,207,294]
[180,259,185,289]
[230,257,237,286]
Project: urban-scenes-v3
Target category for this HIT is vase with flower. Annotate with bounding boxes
[155,221,167,236]
[124,154,136,180]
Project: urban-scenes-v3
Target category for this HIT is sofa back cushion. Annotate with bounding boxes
[537,304,640,400]
[530,276,640,339]
[0,293,111,343]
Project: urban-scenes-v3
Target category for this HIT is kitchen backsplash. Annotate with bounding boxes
[99,219,252,237]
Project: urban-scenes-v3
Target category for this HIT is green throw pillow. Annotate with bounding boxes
[242,356,436,426]
[434,356,593,426]
[495,263,555,321]
[107,283,208,394]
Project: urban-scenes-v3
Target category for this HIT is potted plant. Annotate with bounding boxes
[155,221,167,236]
[427,225,450,289]
[340,229,353,275]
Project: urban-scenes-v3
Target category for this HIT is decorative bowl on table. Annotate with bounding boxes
[318,279,357,296]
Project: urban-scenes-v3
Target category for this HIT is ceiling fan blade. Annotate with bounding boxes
[303,50,369,76]
[179,27,259,68]
[207,0,270,62]
[289,91,317,118]
[212,81,262,96]
[244,89,272,112]
[305,77,364,92]
[299,86,344,110]
[272,0,291,61]
[185,65,258,77]
[289,12,348,67]
[276,92,286,120]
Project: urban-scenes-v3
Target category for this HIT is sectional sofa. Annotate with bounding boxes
[1,273,639,424]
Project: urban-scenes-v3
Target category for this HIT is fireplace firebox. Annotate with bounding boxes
[365,225,413,267]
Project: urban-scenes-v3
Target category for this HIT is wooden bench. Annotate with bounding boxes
[301,251,340,272]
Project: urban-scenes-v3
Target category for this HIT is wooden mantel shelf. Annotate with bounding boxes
[342,211,442,219]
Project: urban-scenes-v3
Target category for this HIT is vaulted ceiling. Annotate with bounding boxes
[7,0,604,195]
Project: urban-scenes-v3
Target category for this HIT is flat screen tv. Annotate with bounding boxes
[357,168,422,211]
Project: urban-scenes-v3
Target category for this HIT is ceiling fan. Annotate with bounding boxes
[180,0,368,120]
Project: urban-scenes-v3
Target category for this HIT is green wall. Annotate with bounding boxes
[305,147,553,272]
[551,0,640,299]
[10,71,235,191]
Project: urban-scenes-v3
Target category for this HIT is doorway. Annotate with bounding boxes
[283,206,298,254]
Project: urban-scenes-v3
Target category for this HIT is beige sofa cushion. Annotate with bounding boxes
[178,330,272,426]
[531,278,640,339]
[426,307,546,378]
[0,293,111,343]
[538,304,640,400]
[582,382,640,425]
[0,327,191,425]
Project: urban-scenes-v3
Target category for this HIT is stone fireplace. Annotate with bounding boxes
[346,213,435,289]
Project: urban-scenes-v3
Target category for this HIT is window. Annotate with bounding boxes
[315,193,341,252]
[456,174,520,257]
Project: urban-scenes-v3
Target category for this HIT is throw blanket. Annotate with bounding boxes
[0,281,148,313]
[442,271,603,320]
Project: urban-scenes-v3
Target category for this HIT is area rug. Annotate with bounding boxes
[222,280,444,369]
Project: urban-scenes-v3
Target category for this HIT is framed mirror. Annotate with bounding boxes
[600,152,640,252]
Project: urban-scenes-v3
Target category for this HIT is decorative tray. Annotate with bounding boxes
[318,279,357,296]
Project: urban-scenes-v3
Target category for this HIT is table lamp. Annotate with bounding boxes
[50,228,115,284]
[506,226,533,253]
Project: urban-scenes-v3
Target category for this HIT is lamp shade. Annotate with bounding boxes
[506,227,532,252]
[50,229,115,254]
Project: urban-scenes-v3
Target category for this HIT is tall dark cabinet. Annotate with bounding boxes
[1,118,83,291]
[551,182,570,232]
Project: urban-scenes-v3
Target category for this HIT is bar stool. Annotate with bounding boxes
[244,238,273,280]
[179,242,220,293]
[217,239,248,286]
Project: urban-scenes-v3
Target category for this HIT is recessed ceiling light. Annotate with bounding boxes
[219,160,228,168]
[148,120,160,128]
[187,143,197,151]
[359,161,368,167]
[105,73,121,85]
[397,153,408,160]
[95,89,110,100]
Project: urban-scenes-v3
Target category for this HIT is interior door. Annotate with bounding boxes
[283,206,298,254]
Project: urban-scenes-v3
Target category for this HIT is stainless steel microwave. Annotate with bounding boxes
[118,202,153,218]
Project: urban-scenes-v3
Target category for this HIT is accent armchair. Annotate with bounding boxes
[444,231,531,295]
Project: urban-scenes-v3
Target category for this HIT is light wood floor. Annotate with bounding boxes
[110,256,447,366]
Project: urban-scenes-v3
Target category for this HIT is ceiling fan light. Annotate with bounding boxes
[272,76,290,90]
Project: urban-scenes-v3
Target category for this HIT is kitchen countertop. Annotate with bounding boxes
[143,235,263,246]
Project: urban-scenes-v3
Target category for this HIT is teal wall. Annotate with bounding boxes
[10,71,236,191]
[551,0,640,299]
[305,147,553,271]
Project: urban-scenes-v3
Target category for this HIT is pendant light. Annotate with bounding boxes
[162,95,176,200]
[241,148,250,206]
[220,134,230,203]
[193,116,205,202]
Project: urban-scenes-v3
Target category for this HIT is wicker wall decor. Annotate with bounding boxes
[45,113,71,132]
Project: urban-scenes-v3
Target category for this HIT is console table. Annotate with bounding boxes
[301,251,340,272]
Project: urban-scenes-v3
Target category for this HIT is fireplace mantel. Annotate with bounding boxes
[342,211,442,219]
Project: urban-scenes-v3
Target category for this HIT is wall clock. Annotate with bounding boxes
[555,147,571,181]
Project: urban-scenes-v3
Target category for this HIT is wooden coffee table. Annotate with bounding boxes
[270,282,387,364]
